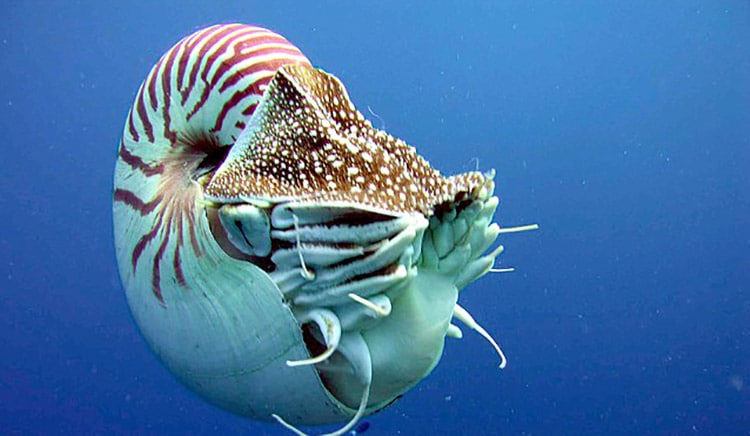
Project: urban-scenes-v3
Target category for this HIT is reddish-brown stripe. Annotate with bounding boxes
[241,103,259,116]
[114,189,160,215]
[127,110,140,142]
[150,208,178,303]
[186,84,210,122]
[183,25,241,109]
[176,28,206,102]
[217,47,305,93]
[147,56,166,112]
[200,27,261,87]
[118,142,164,176]
[184,204,201,255]
[135,89,155,143]
[132,220,161,271]
[160,45,180,145]
[173,217,187,287]
[207,31,282,89]
[212,78,270,132]
[185,27,260,121]
[151,226,171,304]
[173,242,186,287]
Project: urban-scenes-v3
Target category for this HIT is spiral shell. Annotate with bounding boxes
[114,23,516,434]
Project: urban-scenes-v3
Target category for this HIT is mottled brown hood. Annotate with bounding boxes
[205,64,488,215]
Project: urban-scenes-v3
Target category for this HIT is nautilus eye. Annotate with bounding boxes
[113,23,536,436]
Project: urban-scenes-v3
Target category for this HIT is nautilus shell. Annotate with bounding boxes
[113,23,534,435]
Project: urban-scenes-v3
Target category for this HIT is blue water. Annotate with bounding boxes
[1,1,748,434]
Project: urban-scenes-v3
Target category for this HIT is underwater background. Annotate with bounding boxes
[1,1,748,434]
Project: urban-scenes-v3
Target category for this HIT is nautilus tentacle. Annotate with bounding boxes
[114,23,536,435]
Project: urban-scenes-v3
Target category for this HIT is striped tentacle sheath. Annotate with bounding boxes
[114,24,517,435]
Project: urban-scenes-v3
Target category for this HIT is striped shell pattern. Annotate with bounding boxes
[114,23,512,435]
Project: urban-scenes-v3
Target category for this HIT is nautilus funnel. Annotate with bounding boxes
[113,23,535,435]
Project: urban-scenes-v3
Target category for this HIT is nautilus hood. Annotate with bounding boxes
[205,63,489,215]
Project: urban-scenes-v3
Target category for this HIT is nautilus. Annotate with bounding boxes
[113,23,536,435]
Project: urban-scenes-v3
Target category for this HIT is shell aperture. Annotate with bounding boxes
[114,23,530,436]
